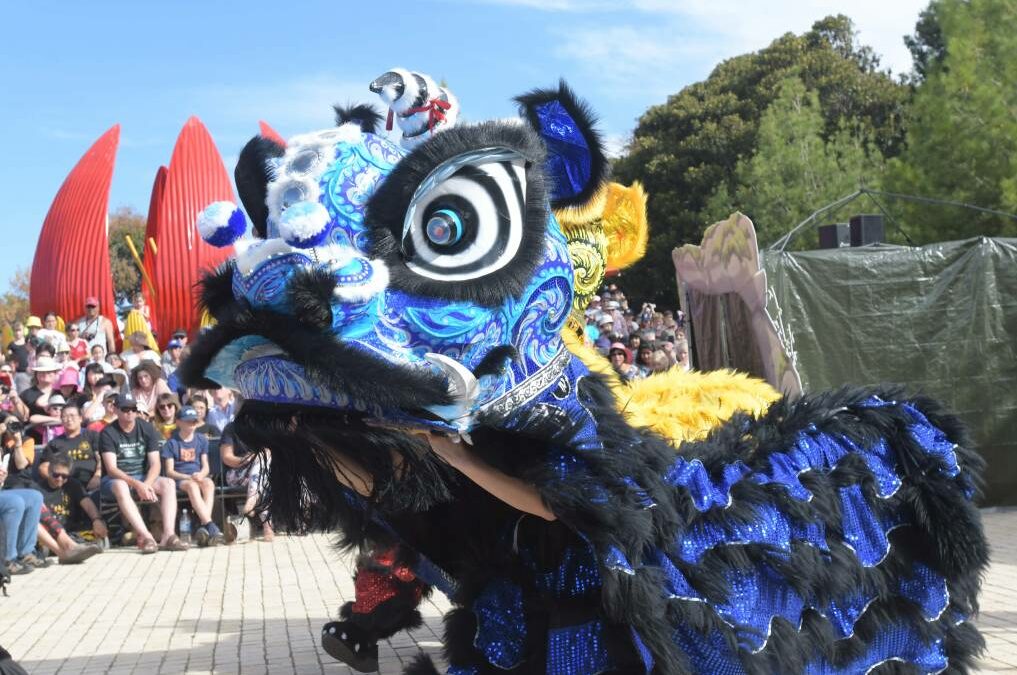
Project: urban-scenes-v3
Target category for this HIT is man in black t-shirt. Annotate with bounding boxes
[33,456,103,564]
[98,393,188,553]
[39,405,101,490]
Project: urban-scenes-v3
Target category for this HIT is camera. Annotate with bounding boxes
[0,385,9,395]
[5,419,23,434]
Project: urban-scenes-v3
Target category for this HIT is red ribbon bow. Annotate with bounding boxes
[388,97,453,134]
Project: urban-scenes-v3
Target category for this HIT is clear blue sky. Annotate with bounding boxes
[0,0,925,293]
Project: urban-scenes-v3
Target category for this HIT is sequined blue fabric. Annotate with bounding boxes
[472,579,527,669]
[446,667,478,675]
[546,620,612,675]
[532,101,592,203]
[531,543,602,598]
[671,625,746,675]
[805,622,948,674]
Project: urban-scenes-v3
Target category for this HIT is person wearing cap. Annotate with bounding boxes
[130,360,171,421]
[73,297,116,354]
[98,393,187,553]
[161,339,184,379]
[39,394,67,445]
[161,406,223,546]
[608,343,639,382]
[594,313,614,354]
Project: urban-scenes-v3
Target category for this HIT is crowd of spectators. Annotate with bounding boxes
[581,282,690,382]
[0,296,272,578]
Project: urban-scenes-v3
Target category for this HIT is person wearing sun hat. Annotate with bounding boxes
[20,357,63,438]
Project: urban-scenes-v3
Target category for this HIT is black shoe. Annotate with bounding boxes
[321,621,379,673]
[193,527,210,547]
[3,560,33,576]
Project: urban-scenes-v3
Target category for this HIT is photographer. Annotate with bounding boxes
[1,415,46,575]
[0,373,28,423]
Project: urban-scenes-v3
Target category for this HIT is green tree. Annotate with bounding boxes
[886,0,1017,242]
[612,15,909,305]
[904,3,947,83]
[0,268,30,325]
[703,77,884,248]
[108,206,146,302]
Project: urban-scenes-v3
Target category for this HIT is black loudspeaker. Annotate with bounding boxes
[818,223,850,249]
[850,214,885,246]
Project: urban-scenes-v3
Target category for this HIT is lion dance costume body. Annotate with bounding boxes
[180,70,987,674]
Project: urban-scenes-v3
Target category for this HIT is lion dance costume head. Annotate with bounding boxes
[181,71,987,675]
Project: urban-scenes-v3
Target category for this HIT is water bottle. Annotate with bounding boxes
[179,508,192,545]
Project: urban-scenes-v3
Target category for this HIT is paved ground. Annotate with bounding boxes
[2,509,1016,674]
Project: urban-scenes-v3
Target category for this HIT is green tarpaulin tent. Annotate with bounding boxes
[762,237,1017,505]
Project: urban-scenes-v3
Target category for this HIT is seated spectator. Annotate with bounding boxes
[608,343,639,382]
[0,418,35,490]
[39,404,101,492]
[74,297,116,355]
[635,343,656,378]
[594,314,614,353]
[152,392,179,441]
[86,343,107,370]
[130,360,170,421]
[221,422,273,541]
[627,333,641,353]
[57,367,80,402]
[121,331,159,373]
[171,328,188,349]
[188,394,216,438]
[675,339,691,371]
[207,388,236,435]
[98,393,188,553]
[161,339,184,379]
[5,323,30,390]
[77,363,113,423]
[66,323,90,366]
[33,456,104,564]
[1,421,46,575]
[21,356,62,441]
[0,375,28,423]
[39,394,67,445]
[38,313,69,355]
[86,391,120,432]
[106,352,126,373]
[161,406,223,546]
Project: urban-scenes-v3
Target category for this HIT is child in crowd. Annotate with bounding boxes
[161,406,223,546]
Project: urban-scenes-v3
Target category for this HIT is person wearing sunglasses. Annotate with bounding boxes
[33,455,103,564]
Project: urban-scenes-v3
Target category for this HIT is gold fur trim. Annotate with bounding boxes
[602,181,648,272]
[553,184,609,227]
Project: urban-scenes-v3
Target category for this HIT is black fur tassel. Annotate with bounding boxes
[334,103,384,134]
[235,135,285,238]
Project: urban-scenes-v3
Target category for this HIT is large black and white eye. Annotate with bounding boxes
[401,149,527,281]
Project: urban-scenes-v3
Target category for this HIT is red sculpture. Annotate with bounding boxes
[30,125,120,343]
[147,117,235,346]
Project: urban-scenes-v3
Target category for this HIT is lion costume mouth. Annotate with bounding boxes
[177,299,454,417]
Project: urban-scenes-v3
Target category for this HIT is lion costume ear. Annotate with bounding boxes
[515,80,608,218]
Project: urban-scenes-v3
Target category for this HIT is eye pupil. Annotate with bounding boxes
[425,209,463,247]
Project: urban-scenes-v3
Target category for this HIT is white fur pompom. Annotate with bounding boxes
[197,201,246,248]
[278,200,332,248]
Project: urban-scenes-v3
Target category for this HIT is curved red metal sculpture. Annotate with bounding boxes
[148,117,235,346]
[30,125,120,341]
